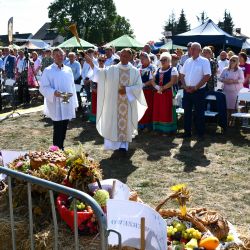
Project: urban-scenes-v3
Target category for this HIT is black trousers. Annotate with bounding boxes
[17,80,30,104]
[53,120,69,150]
[183,87,206,136]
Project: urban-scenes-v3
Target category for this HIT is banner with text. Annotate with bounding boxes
[107,199,167,250]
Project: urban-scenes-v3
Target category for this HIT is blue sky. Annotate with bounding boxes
[0,0,248,43]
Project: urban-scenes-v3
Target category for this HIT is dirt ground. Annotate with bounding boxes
[0,110,249,239]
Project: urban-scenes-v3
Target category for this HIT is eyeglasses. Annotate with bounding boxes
[230,60,237,63]
[160,59,168,62]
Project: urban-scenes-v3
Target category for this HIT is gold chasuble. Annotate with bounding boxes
[117,68,130,141]
[95,63,147,150]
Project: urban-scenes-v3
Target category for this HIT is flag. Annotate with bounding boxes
[8,17,13,44]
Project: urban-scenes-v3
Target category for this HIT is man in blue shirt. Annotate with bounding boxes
[3,47,16,79]
[66,52,82,108]
[0,57,3,71]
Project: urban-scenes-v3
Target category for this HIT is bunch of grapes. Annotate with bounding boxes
[183,227,202,240]
[167,221,187,241]
[69,200,86,211]
[167,221,202,242]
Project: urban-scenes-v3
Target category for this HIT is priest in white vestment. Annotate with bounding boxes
[40,48,78,149]
[85,48,147,151]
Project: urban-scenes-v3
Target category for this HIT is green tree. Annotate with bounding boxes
[48,0,134,44]
[163,11,178,36]
[112,15,134,39]
[218,10,234,35]
[176,9,190,34]
[196,11,209,24]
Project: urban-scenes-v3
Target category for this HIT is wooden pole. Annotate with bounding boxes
[111,180,116,199]
[140,217,145,250]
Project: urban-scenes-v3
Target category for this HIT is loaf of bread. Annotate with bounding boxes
[29,150,66,170]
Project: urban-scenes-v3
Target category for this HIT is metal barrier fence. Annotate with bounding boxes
[0,166,120,250]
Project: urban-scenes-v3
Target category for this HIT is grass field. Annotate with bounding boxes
[0,110,249,238]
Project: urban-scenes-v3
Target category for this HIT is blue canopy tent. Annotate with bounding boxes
[172,19,244,50]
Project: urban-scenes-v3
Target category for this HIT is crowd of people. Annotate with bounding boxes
[0,42,250,150]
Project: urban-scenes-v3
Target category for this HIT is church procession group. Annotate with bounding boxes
[1,41,249,152]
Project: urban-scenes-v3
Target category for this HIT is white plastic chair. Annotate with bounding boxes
[175,89,184,114]
[205,95,218,117]
[231,88,250,127]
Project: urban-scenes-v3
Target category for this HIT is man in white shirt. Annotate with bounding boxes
[179,42,192,66]
[217,51,229,90]
[81,49,97,103]
[104,46,116,67]
[142,44,157,65]
[217,51,229,76]
[40,48,78,149]
[15,50,29,104]
[180,42,211,138]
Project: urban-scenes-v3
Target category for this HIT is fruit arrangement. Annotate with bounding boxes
[56,194,97,234]
[166,218,220,250]
[157,184,240,250]
[56,188,110,235]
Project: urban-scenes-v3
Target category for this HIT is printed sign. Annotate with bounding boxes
[107,199,167,250]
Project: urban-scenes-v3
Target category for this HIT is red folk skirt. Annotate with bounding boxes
[152,89,177,132]
[91,91,97,115]
[139,88,154,127]
[89,90,97,123]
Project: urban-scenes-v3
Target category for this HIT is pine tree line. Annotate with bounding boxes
[163,9,235,37]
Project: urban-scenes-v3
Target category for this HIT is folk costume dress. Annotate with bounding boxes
[152,67,178,133]
[93,63,147,151]
[138,65,155,129]
[89,81,98,123]
[28,58,41,87]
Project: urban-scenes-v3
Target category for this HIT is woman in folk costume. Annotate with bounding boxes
[88,55,106,123]
[28,51,41,87]
[152,52,178,133]
[138,52,156,131]
[85,48,147,152]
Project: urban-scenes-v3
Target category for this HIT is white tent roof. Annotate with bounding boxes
[242,39,250,49]
[15,39,50,49]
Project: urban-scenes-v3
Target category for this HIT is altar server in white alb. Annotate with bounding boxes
[85,48,147,152]
[39,48,78,149]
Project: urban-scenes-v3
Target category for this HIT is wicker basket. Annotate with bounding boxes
[155,195,230,239]
[157,208,208,233]
[155,195,208,233]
